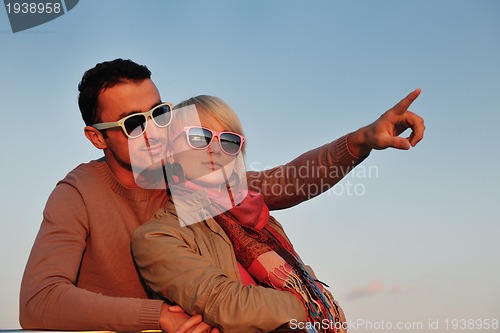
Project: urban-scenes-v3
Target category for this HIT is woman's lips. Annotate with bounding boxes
[202,161,222,170]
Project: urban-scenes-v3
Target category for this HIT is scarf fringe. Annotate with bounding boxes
[268,265,338,333]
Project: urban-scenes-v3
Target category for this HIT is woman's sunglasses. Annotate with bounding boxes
[92,102,173,139]
[174,126,245,155]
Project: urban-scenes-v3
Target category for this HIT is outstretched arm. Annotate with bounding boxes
[248,89,425,210]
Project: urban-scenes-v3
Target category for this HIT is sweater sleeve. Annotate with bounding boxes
[247,134,368,210]
[19,183,163,331]
[132,220,308,333]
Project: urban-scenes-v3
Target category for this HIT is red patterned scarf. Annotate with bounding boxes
[210,191,342,333]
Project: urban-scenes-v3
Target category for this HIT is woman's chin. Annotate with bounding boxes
[190,172,226,188]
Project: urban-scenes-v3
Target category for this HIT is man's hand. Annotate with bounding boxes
[348,88,425,157]
[160,304,219,333]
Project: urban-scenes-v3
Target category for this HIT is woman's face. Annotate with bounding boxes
[170,114,239,188]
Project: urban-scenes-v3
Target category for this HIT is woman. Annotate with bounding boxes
[132,95,347,333]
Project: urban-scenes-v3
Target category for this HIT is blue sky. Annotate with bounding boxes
[1,1,499,331]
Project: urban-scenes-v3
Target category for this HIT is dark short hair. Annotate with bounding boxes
[78,59,151,126]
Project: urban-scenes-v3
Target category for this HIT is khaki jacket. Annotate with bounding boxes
[132,191,346,333]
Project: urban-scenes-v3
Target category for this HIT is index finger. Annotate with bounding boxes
[392,88,421,115]
[192,322,216,333]
[175,314,203,333]
[169,305,186,313]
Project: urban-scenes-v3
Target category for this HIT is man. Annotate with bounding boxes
[19,59,425,332]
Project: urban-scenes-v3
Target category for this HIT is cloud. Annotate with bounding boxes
[345,280,384,300]
[345,281,416,300]
[388,284,402,294]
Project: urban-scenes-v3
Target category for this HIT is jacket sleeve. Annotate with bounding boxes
[132,220,308,333]
[19,183,163,331]
[246,134,368,210]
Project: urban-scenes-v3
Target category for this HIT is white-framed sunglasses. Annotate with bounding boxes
[92,102,173,139]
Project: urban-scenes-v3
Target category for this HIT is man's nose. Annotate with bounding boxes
[143,118,165,141]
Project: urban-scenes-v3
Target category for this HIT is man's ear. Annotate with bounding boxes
[84,126,108,150]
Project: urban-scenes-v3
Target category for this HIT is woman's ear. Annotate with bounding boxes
[84,126,108,150]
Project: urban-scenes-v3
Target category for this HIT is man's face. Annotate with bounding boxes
[97,79,168,185]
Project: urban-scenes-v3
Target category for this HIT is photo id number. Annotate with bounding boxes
[5,2,62,14]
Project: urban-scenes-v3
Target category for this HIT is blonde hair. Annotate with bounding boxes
[173,95,246,154]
